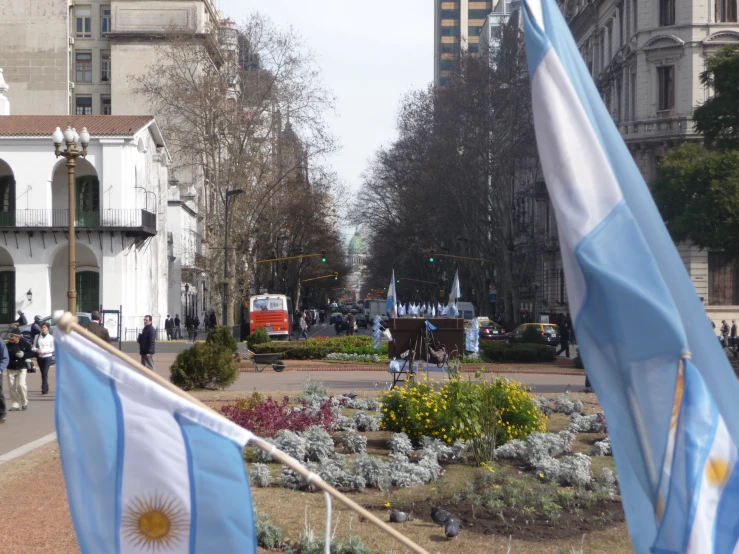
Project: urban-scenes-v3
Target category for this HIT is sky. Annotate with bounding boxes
[218,0,434,241]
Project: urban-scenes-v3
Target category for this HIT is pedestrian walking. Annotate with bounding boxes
[0,337,7,423]
[721,320,730,348]
[6,328,32,411]
[731,320,737,348]
[165,314,174,340]
[30,315,42,344]
[193,316,200,341]
[174,314,181,339]
[137,315,156,370]
[298,312,308,340]
[556,322,571,358]
[84,310,111,343]
[34,322,54,395]
[346,312,356,336]
[209,310,217,330]
[566,312,575,344]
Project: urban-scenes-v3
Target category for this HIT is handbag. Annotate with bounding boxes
[26,359,36,373]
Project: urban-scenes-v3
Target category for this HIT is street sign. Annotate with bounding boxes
[489,283,497,303]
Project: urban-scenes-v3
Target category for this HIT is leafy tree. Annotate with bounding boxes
[653,143,739,258]
[694,47,739,150]
[654,47,739,256]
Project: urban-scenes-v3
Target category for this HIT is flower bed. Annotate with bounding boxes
[251,336,388,359]
[379,376,547,450]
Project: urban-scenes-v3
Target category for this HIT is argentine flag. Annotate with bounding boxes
[386,270,397,317]
[54,329,257,554]
[523,0,739,552]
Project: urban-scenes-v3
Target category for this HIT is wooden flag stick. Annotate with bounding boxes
[55,312,430,554]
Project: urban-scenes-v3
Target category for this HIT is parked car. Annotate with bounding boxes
[479,320,506,341]
[355,314,368,329]
[505,323,560,346]
[7,312,92,340]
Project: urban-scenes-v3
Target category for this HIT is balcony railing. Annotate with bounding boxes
[0,209,157,235]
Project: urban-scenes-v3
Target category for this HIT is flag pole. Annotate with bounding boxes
[54,312,430,554]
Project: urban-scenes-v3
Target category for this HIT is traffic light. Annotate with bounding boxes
[321,250,327,263]
[334,272,338,280]
[396,279,400,284]
[428,250,434,263]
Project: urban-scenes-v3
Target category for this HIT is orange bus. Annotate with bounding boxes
[249,295,293,340]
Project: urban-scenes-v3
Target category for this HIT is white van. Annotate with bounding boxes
[455,302,475,321]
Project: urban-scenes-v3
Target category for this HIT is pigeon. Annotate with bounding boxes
[389,509,411,523]
[343,392,358,399]
[445,517,461,539]
[565,384,571,394]
[431,507,453,527]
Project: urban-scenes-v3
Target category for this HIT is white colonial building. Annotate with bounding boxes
[0,82,170,331]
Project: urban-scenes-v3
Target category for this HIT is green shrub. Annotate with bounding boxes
[251,336,388,360]
[247,326,271,348]
[379,376,547,458]
[521,325,546,344]
[170,343,239,390]
[206,326,238,353]
[255,511,283,549]
[479,341,555,363]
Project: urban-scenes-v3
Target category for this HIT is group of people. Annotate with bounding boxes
[717,319,738,349]
[0,310,110,425]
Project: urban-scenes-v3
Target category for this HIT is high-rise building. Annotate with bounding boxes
[479,0,522,61]
[434,1,493,85]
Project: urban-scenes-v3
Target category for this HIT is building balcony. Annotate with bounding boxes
[0,209,157,236]
[618,115,696,143]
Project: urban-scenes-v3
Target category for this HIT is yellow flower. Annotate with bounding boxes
[384,501,391,508]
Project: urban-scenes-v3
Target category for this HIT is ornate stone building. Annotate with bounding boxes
[346,230,366,302]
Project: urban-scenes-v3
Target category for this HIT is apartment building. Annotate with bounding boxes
[479,0,523,60]
[434,1,494,85]
[0,0,219,117]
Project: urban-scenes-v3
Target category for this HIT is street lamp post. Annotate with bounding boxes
[222,189,244,327]
[184,283,190,320]
[52,125,90,313]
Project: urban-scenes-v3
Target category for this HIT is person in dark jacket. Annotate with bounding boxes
[14,310,27,326]
[0,337,8,423]
[30,316,42,343]
[164,315,174,340]
[137,315,156,370]
[174,314,181,339]
[208,310,217,330]
[6,328,33,411]
[84,310,111,343]
[556,321,571,358]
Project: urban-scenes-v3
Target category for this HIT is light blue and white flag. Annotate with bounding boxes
[522,0,739,552]
[431,304,436,318]
[386,271,397,318]
[447,270,461,318]
[466,318,480,353]
[54,328,257,554]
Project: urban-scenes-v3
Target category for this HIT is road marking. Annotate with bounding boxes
[0,432,58,466]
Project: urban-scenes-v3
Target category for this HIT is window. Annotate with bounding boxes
[75,6,92,38]
[101,95,112,115]
[441,9,459,18]
[76,271,100,313]
[468,44,480,53]
[469,9,492,18]
[716,0,737,21]
[0,176,15,227]
[440,60,456,71]
[441,26,461,36]
[709,252,739,305]
[101,5,112,36]
[101,51,111,82]
[75,52,92,82]
[657,66,675,112]
[0,271,15,324]
[660,0,675,26]
[618,3,624,45]
[75,96,92,115]
[469,26,483,37]
[599,32,605,71]
[606,22,613,61]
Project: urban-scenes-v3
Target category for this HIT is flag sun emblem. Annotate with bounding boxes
[122,492,188,550]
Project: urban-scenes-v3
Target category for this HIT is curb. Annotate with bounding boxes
[0,432,57,466]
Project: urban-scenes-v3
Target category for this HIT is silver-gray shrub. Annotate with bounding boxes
[316,456,366,492]
[536,453,592,487]
[590,437,612,456]
[554,393,584,415]
[296,377,329,405]
[334,414,356,431]
[452,439,470,461]
[568,413,606,433]
[250,463,272,487]
[274,429,308,461]
[387,452,426,488]
[389,433,414,457]
[420,436,454,461]
[252,438,276,463]
[354,411,381,432]
[494,430,575,464]
[345,397,369,410]
[352,454,391,491]
[341,428,367,454]
[303,426,335,462]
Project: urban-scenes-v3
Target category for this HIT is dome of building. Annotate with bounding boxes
[348,231,367,255]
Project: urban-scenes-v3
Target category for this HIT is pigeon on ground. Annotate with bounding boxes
[445,517,461,539]
[389,509,411,523]
[431,507,453,527]
[343,392,358,399]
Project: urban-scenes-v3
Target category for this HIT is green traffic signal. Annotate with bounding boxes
[429,256,434,263]
[321,250,327,263]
